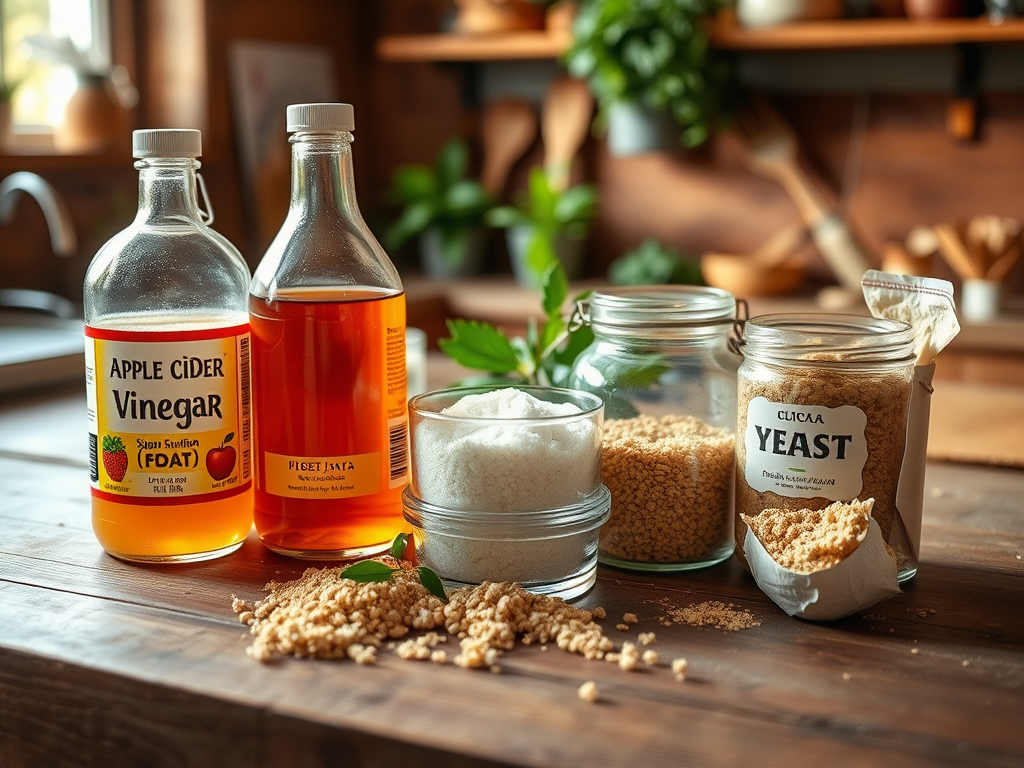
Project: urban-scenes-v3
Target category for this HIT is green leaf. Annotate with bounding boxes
[485,206,531,229]
[435,139,468,189]
[554,324,595,368]
[541,262,569,316]
[553,185,597,226]
[539,314,566,356]
[610,359,671,388]
[223,432,235,444]
[390,532,410,559]
[525,229,557,280]
[389,165,435,204]
[384,202,435,251]
[341,560,396,583]
[445,179,491,215]
[416,566,447,602]
[438,319,521,374]
[527,167,557,225]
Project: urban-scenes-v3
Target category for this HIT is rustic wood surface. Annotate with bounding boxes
[1,383,1022,768]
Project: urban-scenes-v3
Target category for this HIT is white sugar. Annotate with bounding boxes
[412,388,600,512]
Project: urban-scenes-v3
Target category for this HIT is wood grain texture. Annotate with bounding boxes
[1,390,1023,767]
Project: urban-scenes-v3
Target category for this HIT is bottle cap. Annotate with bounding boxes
[133,129,202,158]
[286,103,355,132]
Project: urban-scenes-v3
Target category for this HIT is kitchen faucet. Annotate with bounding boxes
[0,171,77,256]
[0,171,78,318]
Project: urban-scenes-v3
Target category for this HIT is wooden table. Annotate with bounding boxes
[2,379,1023,768]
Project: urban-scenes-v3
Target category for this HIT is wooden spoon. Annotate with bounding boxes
[541,76,593,191]
[481,98,537,197]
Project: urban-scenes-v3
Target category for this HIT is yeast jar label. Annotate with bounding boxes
[743,396,867,500]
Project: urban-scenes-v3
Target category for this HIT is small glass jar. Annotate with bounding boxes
[569,286,740,572]
[735,314,917,581]
[404,385,608,599]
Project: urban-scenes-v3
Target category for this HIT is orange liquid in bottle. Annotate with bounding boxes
[249,287,407,558]
[92,490,253,562]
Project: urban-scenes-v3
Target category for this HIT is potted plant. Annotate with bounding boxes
[486,166,597,288]
[564,0,735,155]
[607,238,704,285]
[383,138,494,279]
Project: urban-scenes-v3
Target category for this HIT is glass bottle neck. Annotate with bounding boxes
[135,158,202,224]
[289,131,359,216]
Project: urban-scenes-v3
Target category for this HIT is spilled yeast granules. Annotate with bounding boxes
[658,599,761,632]
[232,560,614,668]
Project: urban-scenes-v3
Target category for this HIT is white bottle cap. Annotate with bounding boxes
[133,129,202,158]
[286,103,355,132]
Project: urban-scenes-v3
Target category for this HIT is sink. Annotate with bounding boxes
[0,310,85,395]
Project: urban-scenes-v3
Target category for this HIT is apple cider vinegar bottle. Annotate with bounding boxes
[249,103,408,560]
[83,129,253,562]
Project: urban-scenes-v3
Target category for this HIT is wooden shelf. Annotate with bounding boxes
[710,15,1024,50]
[376,17,1024,63]
[376,30,571,62]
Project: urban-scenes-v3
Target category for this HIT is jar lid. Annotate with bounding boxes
[588,286,735,337]
[286,103,355,132]
[742,313,916,366]
[132,129,201,158]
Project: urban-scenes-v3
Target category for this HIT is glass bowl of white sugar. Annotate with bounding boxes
[404,385,609,599]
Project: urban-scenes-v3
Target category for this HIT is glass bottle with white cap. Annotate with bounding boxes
[249,103,408,560]
[83,128,253,562]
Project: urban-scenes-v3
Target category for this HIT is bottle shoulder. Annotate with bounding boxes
[251,213,401,296]
[84,222,251,323]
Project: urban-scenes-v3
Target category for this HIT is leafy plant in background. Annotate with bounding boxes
[486,167,597,283]
[440,261,595,387]
[564,0,736,148]
[608,237,704,285]
[382,139,494,269]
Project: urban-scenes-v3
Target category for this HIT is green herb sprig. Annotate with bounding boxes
[340,534,447,602]
[439,261,594,388]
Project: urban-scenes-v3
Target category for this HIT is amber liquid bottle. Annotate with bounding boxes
[249,103,408,559]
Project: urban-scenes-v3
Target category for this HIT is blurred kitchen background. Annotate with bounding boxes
[2,0,1024,388]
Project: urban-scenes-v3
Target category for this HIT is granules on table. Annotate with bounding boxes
[232,564,614,667]
[736,363,913,568]
[599,414,735,564]
[658,599,761,632]
[741,498,874,574]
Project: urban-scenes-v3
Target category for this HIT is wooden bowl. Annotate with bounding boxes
[701,253,805,297]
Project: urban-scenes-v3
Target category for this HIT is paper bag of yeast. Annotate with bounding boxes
[861,270,960,578]
[742,498,900,621]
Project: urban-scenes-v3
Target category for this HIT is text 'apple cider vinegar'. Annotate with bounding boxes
[83,129,253,562]
[249,103,409,559]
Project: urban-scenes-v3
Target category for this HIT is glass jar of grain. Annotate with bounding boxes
[735,314,917,582]
[569,286,739,572]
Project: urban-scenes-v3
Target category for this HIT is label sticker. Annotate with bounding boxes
[743,396,867,501]
[85,325,251,505]
[263,451,382,499]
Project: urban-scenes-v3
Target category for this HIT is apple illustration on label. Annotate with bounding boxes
[206,433,236,480]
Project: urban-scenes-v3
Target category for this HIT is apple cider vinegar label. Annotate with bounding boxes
[85,324,251,505]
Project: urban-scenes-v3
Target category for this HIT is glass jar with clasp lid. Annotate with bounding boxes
[568,286,742,572]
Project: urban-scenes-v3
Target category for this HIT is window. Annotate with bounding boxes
[0,0,110,134]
